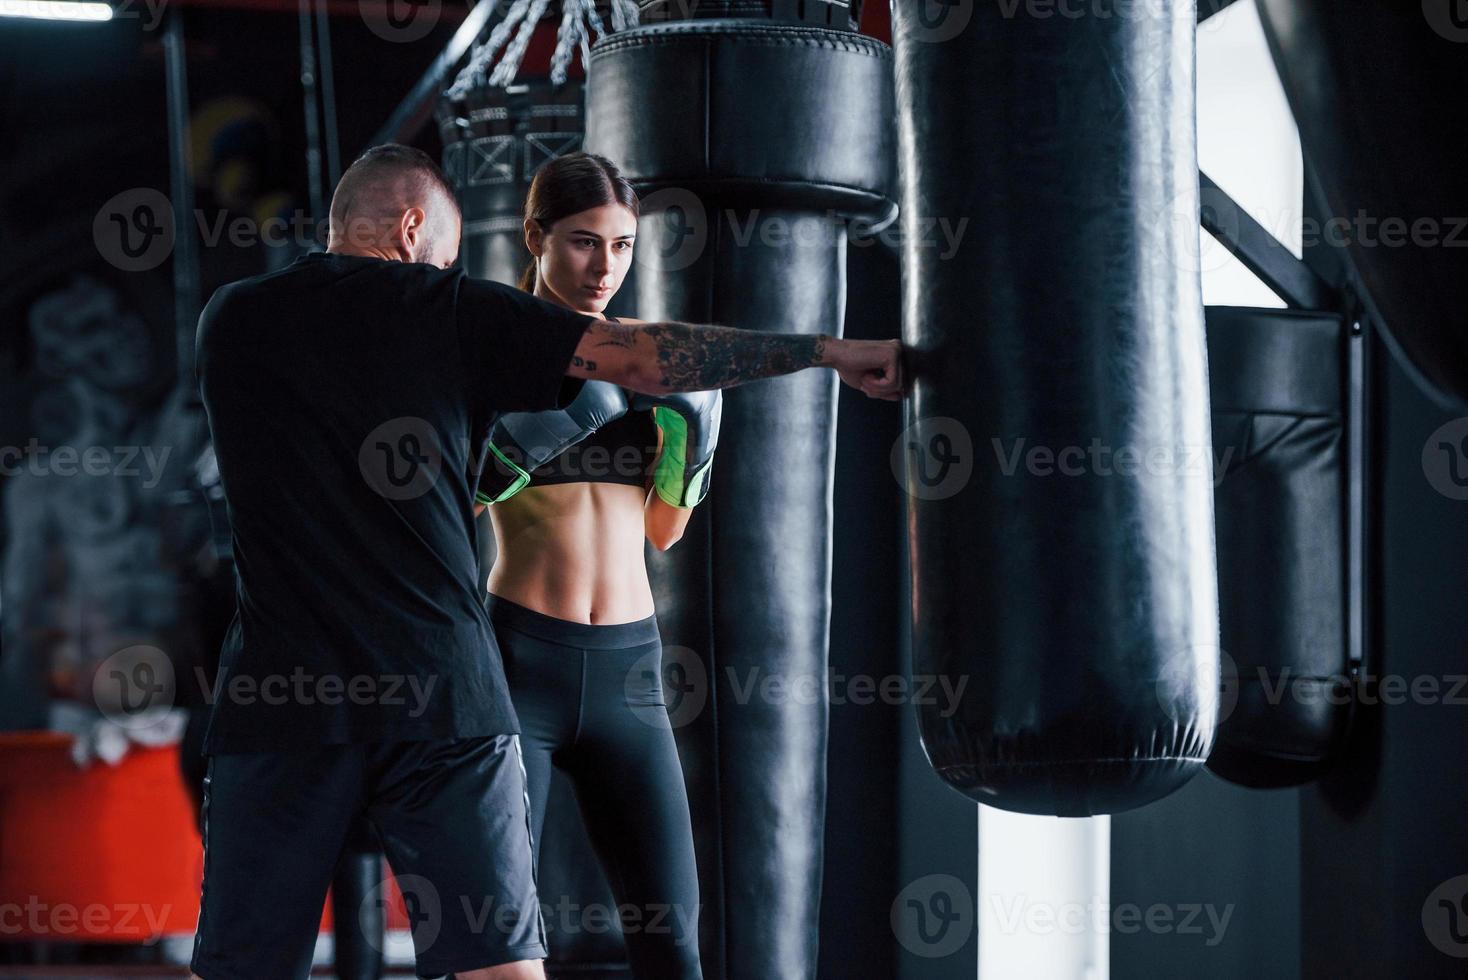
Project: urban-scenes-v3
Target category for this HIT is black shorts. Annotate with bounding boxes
[190,734,546,980]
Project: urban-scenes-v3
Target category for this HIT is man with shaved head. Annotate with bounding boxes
[326,143,464,269]
[188,143,904,980]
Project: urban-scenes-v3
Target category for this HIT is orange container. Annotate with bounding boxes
[0,733,411,945]
[0,732,203,941]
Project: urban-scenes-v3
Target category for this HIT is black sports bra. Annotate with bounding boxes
[479,315,659,495]
[522,387,659,488]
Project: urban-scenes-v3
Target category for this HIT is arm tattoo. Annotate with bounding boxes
[572,318,640,375]
[637,322,826,390]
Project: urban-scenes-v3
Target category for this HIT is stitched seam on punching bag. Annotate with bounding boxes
[641,175,890,201]
[591,35,889,58]
[939,755,1215,767]
[590,28,888,60]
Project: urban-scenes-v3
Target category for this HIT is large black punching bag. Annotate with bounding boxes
[1255,0,1468,409]
[892,2,1219,816]
[585,8,897,977]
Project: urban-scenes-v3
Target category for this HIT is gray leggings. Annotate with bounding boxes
[486,592,703,980]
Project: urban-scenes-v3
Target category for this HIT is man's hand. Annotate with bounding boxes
[826,338,906,401]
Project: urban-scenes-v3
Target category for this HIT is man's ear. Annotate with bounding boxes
[402,206,428,255]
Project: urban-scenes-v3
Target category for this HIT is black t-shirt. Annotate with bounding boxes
[195,251,593,753]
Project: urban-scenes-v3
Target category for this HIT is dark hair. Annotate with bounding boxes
[518,152,640,293]
[329,142,461,233]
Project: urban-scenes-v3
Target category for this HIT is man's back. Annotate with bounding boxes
[196,251,592,752]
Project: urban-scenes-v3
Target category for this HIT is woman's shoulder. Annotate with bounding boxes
[604,314,645,324]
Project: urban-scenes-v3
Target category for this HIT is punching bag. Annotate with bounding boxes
[585,8,896,977]
[439,79,583,284]
[892,1,1219,816]
[1255,0,1468,409]
[1204,307,1356,788]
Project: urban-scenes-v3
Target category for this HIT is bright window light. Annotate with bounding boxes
[0,0,113,21]
[1196,0,1304,308]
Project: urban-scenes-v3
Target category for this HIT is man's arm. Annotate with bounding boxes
[566,318,904,400]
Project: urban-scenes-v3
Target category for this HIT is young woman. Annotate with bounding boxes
[471,151,712,979]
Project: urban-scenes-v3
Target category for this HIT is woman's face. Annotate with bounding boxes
[527,203,637,314]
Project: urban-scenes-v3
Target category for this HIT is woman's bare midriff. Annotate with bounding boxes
[486,481,656,625]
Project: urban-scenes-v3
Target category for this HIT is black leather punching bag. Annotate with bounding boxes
[1204,307,1356,788]
[585,9,896,977]
[439,79,583,284]
[1255,0,1468,410]
[440,81,632,971]
[891,2,1218,816]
